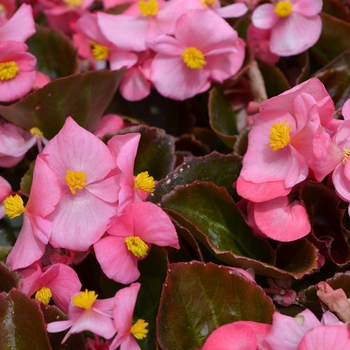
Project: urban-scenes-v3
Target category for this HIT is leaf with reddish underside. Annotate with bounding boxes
[157,262,275,350]
[0,262,22,293]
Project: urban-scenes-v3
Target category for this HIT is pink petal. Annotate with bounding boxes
[109,48,138,70]
[293,0,323,17]
[148,34,184,55]
[93,114,125,138]
[119,66,151,101]
[214,3,248,18]
[252,3,279,30]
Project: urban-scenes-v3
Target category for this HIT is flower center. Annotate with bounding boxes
[201,0,215,7]
[35,287,52,305]
[66,170,87,194]
[182,47,206,69]
[138,0,158,16]
[125,236,149,258]
[30,127,44,138]
[4,195,25,219]
[63,0,82,6]
[135,171,155,193]
[274,1,292,17]
[131,319,149,340]
[72,289,98,309]
[343,147,350,164]
[91,41,109,61]
[0,61,19,81]
[269,121,292,151]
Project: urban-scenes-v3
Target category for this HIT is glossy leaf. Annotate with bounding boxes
[157,262,275,349]
[150,152,242,203]
[0,69,125,139]
[301,181,350,265]
[314,51,350,109]
[27,24,78,80]
[208,87,238,148]
[20,160,35,197]
[0,289,51,349]
[259,63,291,98]
[0,262,21,293]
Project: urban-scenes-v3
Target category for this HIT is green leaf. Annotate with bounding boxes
[259,63,291,98]
[311,12,350,65]
[27,25,78,80]
[157,262,275,349]
[150,152,242,203]
[314,50,350,109]
[0,289,51,349]
[208,87,238,148]
[0,69,126,139]
[20,160,35,197]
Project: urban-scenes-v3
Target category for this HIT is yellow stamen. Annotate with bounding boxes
[274,1,292,17]
[66,170,87,194]
[72,289,98,309]
[131,319,149,340]
[138,0,158,16]
[35,287,52,305]
[0,4,5,12]
[135,171,155,193]
[269,121,292,151]
[4,195,25,219]
[63,0,82,6]
[201,0,215,7]
[125,236,149,258]
[30,127,44,138]
[91,41,109,61]
[182,47,206,69]
[343,147,350,164]
[0,61,19,81]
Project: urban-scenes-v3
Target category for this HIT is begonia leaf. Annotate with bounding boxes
[26,24,78,80]
[0,262,21,293]
[40,303,86,350]
[150,152,242,203]
[322,0,350,22]
[175,135,210,157]
[0,247,12,263]
[314,51,350,109]
[160,182,273,263]
[0,289,51,349]
[311,12,350,65]
[193,128,233,154]
[301,181,350,265]
[208,86,238,148]
[20,160,35,197]
[259,63,291,98]
[233,125,250,156]
[116,125,176,180]
[0,70,125,139]
[157,262,275,349]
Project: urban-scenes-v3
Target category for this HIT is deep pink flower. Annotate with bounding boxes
[47,289,116,343]
[149,9,245,100]
[94,201,179,284]
[252,0,322,56]
[202,320,271,350]
[109,283,147,350]
[19,262,81,313]
[0,176,11,219]
[93,114,125,138]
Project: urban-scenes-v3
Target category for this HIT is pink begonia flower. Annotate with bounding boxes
[0,0,16,25]
[19,262,81,313]
[236,78,335,202]
[247,24,280,64]
[33,70,51,89]
[0,122,38,167]
[297,325,350,350]
[149,9,245,100]
[252,0,322,56]
[247,196,311,242]
[39,117,120,251]
[109,282,148,350]
[47,289,116,343]
[0,3,35,42]
[264,278,297,307]
[93,114,125,138]
[94,201,179,284]
[0,176,11,219]
[6,156,61,270]
[202,321,271,350]
[0,41,37,102]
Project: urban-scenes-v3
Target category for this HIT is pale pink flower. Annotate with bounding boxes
[149,9,245,100]
[0,41,37,102]
[252,0,323,56]
[47,289,116,343]
[39,117,120,251]
[236,78,334,202]
[93,114,125,138]
[0,176,11,219]
[94,201,179,284]
[109,283,147,350]
[19,262,82,313]
[202,320,271,350]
